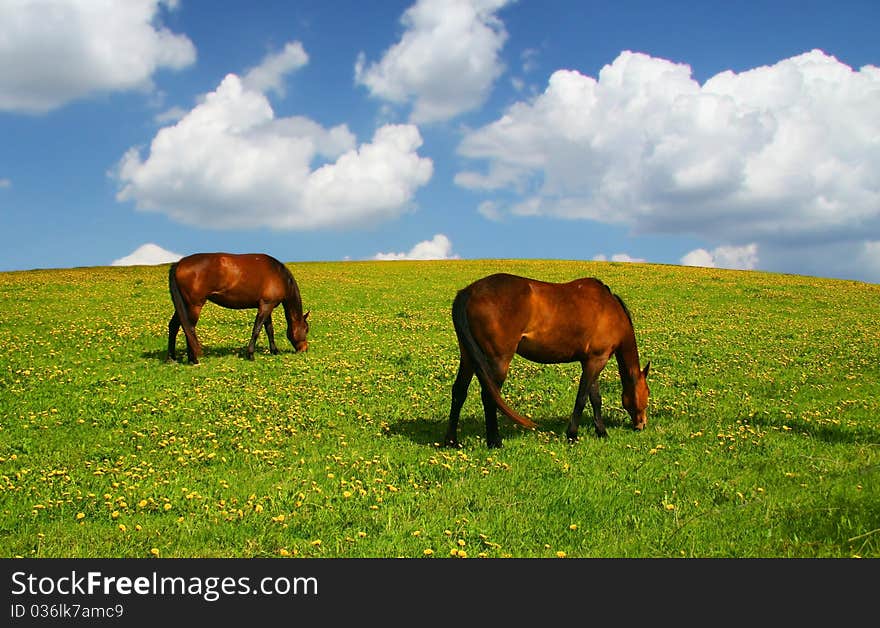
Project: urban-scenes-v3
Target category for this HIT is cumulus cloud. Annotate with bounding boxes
[680,243,758,270]
[0,0,195,113]
[242,41,309,96]
[593,252,646,263]
[355,0,512,123]
[115,49,433,230]
[111,243,182,266]
[373,234,459,260]
[456,50,880,278]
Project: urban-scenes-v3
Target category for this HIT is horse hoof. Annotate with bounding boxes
[566,433,579,443]
[487,439,503,449]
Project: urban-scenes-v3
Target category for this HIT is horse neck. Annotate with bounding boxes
[281,282,304,325]
[614,329,642,388]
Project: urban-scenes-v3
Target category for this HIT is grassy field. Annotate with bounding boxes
[0,259,878,558]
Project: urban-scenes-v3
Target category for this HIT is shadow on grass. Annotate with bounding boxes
[387,413,627,447]
[748,412,880,445]
[142,346,293,363]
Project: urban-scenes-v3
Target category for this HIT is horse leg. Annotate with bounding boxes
[167,312,180,362]
[185,304,203,364]
[569,356,608,438]
[247,310,268,360]
[566,364,592,442]
[480,386,501,448]
[481,356,512,449]
[264,313,279,355]
[445,356,474,448]
[589,379,607,437]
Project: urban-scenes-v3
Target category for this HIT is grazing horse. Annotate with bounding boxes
[167,253,310,364]
[444,273,650,448]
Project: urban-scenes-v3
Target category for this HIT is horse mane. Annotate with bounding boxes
[595,278,634,329]
[270,257,304,315]
[614,293,634,328]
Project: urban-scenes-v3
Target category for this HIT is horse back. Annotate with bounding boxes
[462,273,631,363]
[174,253,291,307]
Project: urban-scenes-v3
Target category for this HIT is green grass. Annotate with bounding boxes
[0,259,878,558]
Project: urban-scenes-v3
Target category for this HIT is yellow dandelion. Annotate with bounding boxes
[342,490,352,498]
[75,512,85,520]
[423,549,434,556]
[279,548,290,557]
[310,539,322,546]
[569,524,578,531]
[111,511,119,519]
[149,548,160,557]
[163,503,172,511]
[138,500,148,508]
[457,539,466,547]
[556,551,567,558]
[664,503,675,511]
[118,524,127,532]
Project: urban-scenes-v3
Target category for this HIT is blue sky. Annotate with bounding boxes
[1,0,879,282]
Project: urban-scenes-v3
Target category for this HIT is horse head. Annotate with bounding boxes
[622,362,650,430]
[289,310,310,352]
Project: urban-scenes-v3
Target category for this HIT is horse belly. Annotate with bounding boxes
[516,335,579,364]
[206,281,269,309]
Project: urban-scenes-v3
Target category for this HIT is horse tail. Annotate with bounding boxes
[168,262,201,358]
[452,290,536,430]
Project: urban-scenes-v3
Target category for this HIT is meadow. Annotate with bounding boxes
[0,259,877,558]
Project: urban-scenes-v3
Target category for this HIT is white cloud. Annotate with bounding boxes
[593,253,646,263]
[0,0,195,113]
[115,69,433,230]
[679,248,715,268]
[373,234,459,260]
[111,243,182,266]
[355,0,512,123]
[681,243,758,270]
[456,50,880,279]
[242,42,309,97]
[154,106,189,125]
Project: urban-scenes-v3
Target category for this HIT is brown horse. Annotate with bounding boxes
[167,253,310,364]
[444,273,650,448]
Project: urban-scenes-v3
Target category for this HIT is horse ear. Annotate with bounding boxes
[643,361,651,378]
[304,310,310,320]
